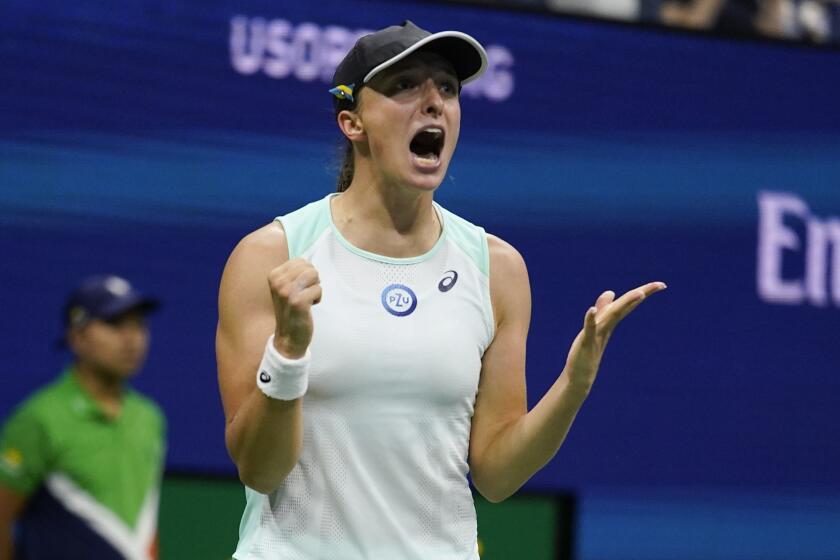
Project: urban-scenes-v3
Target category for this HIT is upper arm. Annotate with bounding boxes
[0,407,47,526]
[216,222,289,426]
[469,234,532,466]
[0,408,49,498]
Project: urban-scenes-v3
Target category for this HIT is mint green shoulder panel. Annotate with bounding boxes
[436,205,490,277]
[275,196,331,259]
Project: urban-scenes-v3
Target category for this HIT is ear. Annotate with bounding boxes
[66,326,85,354]
[337,109,366,143]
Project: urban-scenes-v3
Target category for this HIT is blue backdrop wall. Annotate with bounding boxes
[2,1,840,557]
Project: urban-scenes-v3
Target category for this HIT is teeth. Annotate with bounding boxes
[418,127,443,138]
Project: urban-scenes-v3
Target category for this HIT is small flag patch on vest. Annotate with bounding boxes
[1,448,23,472]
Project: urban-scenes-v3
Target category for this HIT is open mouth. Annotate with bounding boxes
[409,127,445,164]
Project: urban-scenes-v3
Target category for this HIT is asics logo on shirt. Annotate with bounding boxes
[381,284,418,317]
[259,371,271,383]
[438,270,459,292]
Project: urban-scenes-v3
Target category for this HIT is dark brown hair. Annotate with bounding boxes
[336,138,354,192]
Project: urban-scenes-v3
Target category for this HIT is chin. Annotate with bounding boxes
[109,361,142,380]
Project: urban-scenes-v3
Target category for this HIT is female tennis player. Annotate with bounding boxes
[216,21,665,559]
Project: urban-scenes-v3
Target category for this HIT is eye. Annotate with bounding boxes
[440,80,458,96]
[396,77,416,91]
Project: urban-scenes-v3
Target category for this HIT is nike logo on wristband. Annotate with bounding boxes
[259,371,271,383]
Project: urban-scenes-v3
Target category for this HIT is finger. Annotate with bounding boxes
[269,263,319,297]
[274,258,312,282]
[602,281,667,327]
[597,290,639,328]
[637,281,667,298]
[582,305,597,340]
[594,290,615,314]
[288,284,322,308]
[292,267,320,292]
[616,281,666,309]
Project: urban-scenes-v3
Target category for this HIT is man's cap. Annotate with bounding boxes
[62,275,160,329]
[330,20,488,112]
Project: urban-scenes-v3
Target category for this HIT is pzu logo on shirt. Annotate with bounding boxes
[381,284,417,317]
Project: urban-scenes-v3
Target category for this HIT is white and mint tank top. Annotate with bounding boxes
[234,194,495,560]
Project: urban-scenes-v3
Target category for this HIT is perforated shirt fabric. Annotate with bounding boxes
[233,194,494,560]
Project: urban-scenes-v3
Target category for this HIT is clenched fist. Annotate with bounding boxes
[268,258,322,359]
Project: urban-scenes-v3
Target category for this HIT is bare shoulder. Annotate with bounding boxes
[486,234,530,327]
[230,221,289,266]
[487,234,527,277]
[219,221,289,314]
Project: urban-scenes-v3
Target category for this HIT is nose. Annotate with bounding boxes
[421,79,444,118]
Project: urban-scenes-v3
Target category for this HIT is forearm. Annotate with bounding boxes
[472,373,590,502]
[225,389,303,494]
[0,523,14,560]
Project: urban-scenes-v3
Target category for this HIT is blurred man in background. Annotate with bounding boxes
[0,275,166,560]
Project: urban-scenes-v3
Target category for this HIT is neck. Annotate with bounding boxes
[73,361,125,417]
[333,167,441,258]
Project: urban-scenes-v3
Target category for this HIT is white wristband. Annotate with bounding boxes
[256,335,310,400]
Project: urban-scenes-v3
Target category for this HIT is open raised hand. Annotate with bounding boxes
[565,281,667,392]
